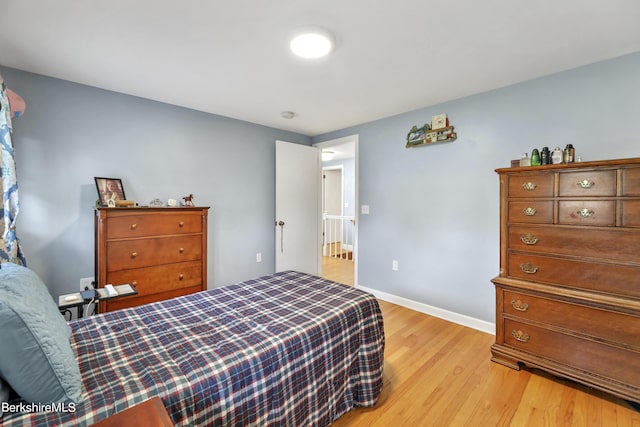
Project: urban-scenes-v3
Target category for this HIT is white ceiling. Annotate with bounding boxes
[1,1,639,136]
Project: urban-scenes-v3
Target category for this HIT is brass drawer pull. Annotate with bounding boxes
[131,251,138,258]
[522,182,537,191]
[131,280,138,286]
[179,221,185,227]
[520,234,539,245]
[511,299,529,312]
[577,179,595,189]
[520,262,538,274]
[511,330,530,342]
[577,208,594,218]
[130,223,138,230]
[178,247,185,253]
[178,273,184,280]
[522,207,537,216]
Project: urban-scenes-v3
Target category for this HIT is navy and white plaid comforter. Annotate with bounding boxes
[3,271,385,426]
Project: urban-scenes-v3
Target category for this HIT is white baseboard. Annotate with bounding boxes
[356,284,495,335]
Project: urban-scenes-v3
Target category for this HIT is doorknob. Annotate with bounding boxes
[276,220,285,252]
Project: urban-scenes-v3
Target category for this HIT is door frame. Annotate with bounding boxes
[314,134,359,285]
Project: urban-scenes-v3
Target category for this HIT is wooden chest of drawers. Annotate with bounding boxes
[492,158,640,403]
[95,207,209,312]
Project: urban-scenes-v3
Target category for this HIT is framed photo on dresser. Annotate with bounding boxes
[95,177,126,207]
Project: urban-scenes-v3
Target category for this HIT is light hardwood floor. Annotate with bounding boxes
[321,253,354,286]
[331,300,640,426]
[320,258,640,426]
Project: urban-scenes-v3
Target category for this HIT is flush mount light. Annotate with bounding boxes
[290,27,334,59]
[321,150,335,161]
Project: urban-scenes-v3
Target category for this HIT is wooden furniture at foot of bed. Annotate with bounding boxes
[90,397,172,427]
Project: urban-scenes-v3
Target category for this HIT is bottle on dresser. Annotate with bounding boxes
[551,146,564,164]
[540,147,550,165]
[531,148,541,166]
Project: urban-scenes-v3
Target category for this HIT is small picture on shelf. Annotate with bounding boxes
[431,113,448,130]
[406,125,428,145]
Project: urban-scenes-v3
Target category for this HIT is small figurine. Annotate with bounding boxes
[182,194,194,206]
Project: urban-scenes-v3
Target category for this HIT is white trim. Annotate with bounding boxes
[356,284,496,335]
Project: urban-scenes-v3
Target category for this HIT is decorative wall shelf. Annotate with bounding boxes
[406,125,457,148]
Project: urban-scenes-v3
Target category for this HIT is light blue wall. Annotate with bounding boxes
[313,52,640,323]
[3,52,639,323]
[0,67,310,297]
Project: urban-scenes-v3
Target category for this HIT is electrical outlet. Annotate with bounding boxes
[80,277,95,291]
[392,260,398,271]
[256,252,262,263]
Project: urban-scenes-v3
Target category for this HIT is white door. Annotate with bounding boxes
[275,140,321,275]
[323,169,342,217]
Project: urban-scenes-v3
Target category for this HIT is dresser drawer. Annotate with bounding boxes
[508,225,640,263]
[622,200,640,227]
[106,260,203,296]
[558,170,616,197]
[106,235,202,271]
[503,319,640,388]
[508,201,553,224]
[622,167,640,196]
[508,174,553,198]
[558,200,615,226]
[507,253,640,298]
[502,290,640,348]
[106,212,203,239]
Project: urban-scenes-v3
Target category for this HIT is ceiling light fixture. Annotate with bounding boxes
[281,111,295,119]
[290,27,334,59]
[321,150,335,161]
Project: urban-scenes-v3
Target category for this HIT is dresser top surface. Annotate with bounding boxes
[96,206,210,212]
[496,157,640,174]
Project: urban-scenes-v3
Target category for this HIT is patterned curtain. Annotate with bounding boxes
[0,74,26,265]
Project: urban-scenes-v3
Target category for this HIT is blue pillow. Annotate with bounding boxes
[1,377,11,414]
[1,376,12,397]
[0,263,82,403]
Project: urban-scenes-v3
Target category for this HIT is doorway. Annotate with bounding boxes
[322,166,343,256]
[315,135,358,286]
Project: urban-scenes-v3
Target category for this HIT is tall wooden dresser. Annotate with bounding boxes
[95,207,209,313]
[491,157,640,403]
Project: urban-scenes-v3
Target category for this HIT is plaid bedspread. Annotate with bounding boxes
[3,271,384,426]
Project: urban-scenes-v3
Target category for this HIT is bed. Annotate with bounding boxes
[1,269,385,426]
